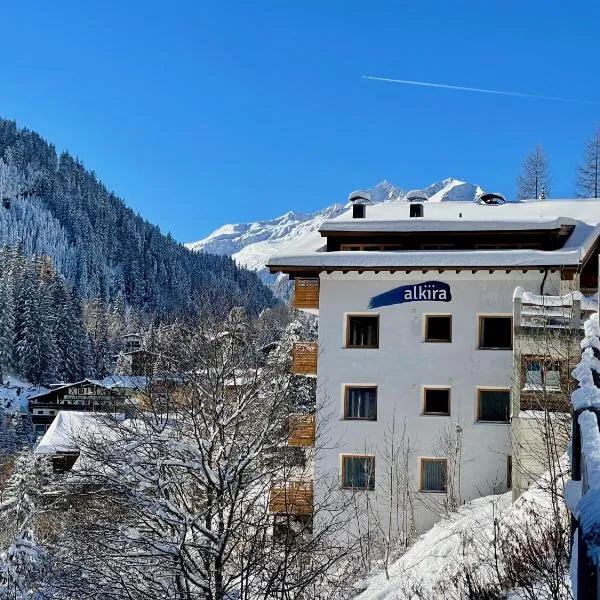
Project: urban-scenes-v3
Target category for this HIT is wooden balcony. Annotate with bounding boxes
[292,279,319,310]
[292,342,318,376]
[520,392,572,412]
[269,481,313,515]
[288,414,315,447]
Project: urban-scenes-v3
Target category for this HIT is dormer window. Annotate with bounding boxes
[348,190,372,219]
[410,203,424,218]
[353,204,365,219]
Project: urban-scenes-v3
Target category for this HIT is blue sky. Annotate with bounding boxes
[2,1,599,242]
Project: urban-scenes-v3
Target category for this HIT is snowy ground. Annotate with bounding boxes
[0,373,47,413]
[355,467,569,600]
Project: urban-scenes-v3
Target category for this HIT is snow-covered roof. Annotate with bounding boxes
[319,217,573,234]
[28,379,110,400]
[268,199,600,271]
[35,411,110,455]
[96,375,149,390]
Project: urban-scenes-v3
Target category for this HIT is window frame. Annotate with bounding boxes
[343,385,378,421]
[423,386,451,416]
[419,458,447,493]
[424,314,452,343]
[522,356,564,392]
[345,314,380,349]
[476,387,511,423]
[478,315,513,350]
[341,454,376,491]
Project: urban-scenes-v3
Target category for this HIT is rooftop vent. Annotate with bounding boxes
[477,192,506,206]
[348,190,372,219]
[406,189,429,203]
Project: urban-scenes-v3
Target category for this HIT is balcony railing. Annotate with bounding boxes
[269,481,314,515]
[288,414,315,447]
[292,279,319,310]
[292,342,318,376]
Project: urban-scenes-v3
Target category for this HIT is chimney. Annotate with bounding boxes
[348,190,372,219]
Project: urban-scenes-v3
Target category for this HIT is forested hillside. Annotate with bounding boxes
[0,118,275,316]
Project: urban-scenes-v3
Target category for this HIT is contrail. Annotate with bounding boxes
[362,76,600,105]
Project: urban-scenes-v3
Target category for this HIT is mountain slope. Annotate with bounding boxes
[0,119,275,316]
[186,178,485,288]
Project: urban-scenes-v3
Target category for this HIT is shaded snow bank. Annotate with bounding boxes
[356,463,569,600]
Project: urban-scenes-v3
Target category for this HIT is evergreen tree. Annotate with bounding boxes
[0,276,14,381]
[517,144,551,200]
[576,123,600,198]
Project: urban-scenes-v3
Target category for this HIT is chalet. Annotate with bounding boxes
[29,379,129,437]
[115,349,157,376]
[268,193,600,536]
[34,411,111,473]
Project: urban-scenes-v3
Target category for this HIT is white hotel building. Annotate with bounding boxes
[268,193,600,535]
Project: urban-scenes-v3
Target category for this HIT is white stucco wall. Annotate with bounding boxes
[315,269,561,534]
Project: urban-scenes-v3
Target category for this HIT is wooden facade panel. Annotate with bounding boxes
[519,393,572,412]
[288,414,315,447]
[292,343,318,375]
[292,279,320,309]
[269,481,313,515]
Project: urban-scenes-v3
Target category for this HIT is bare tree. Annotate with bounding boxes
[517,144,551,200]
[576,123,600,198]
[38,309,354,600]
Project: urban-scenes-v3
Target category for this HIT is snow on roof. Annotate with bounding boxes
[35,411,112,455]
[319,216,574,234]
[268,199,600,271]
[28,379,111,400]
[96,375,149,390]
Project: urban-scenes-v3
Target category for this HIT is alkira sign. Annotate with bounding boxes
[368,281,452,309]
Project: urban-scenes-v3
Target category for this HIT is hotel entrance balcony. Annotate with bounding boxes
[287,414,316,447]
[269,480,314,515]
[291,278,319,311]
[291,342,318,376]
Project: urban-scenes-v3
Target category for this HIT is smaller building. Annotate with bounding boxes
[115,349,157,376]
[511,288,596,498]
[29,379,129,437]
[34,411,111,473]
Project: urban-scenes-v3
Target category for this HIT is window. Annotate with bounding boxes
[524,358,562,391]
[341,455,375,490]
[507,456,512,489]
[425,315,452,342]
[410,203,423,218]
[477,389,510,422]
[344,386,377,420]
[353,204,365,219]
[424,388,450,415]
[479,316,512,349]
[420,458,447,492]
[346,315,379,348]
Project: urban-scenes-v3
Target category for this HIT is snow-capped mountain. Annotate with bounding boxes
[186,178,485,294]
